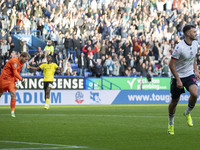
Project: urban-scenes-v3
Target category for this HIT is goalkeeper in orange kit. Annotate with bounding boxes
[0,52,30,117]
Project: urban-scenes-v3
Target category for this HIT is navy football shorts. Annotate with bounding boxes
[170,74,197,99]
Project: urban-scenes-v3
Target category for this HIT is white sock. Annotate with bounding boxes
[169,113,174,125]
[186,104,194,115]
[11,111,15,114]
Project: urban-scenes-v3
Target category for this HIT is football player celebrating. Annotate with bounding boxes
[28,55,61,110]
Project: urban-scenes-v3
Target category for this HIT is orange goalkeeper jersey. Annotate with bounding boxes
[0,57,23,82]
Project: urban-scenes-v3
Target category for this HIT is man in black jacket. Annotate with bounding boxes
[64,34,73,54]
[93,60,103,77]
[78,52,87,76]
[73,35,81,58]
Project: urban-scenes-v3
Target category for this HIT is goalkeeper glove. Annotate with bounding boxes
[21,79,26,86]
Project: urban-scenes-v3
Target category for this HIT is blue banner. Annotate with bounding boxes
[112,90,200,104]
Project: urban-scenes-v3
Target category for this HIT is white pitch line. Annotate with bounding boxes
[0,113,200,119]
[0,147,84,150]
[0,114,166,118]
[0,141,88,149]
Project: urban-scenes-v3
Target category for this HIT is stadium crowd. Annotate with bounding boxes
[0,0,200,77]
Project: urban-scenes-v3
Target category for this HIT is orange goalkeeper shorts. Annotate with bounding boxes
[0,79,16,93]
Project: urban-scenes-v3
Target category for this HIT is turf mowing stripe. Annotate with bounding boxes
[0,141,88,149]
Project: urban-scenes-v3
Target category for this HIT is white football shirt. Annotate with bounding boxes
[170,40,198,78]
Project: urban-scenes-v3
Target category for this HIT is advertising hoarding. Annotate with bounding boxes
[1,90,200,105]
[86,77,171,90]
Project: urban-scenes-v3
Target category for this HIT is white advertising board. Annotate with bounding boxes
[0,90,120,105]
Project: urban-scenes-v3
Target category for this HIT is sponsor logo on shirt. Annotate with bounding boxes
[14,64,17,68]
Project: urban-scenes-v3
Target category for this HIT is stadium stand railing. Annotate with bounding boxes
[102,78,121,90]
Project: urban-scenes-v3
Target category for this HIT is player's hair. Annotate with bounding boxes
[183,25,196,35]
[20,52,30,58]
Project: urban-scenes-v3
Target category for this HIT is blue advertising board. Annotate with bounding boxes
[112,90,200,104]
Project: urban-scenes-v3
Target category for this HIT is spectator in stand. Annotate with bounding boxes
[44,40,54,55]
[140,63,148,77]
[132,41,141,53]
[35,50,44,65]
[160,57,169,77]
[62,62,72,75]
[100,40,108,57]
[153,65,161,77]
[20,39,29,53]
[56,59,64,75]
[37,18,44,38]
[124,69,131,77]
[152,41,160,60]
[9,10,17,31]
[104,55,113,76]
[131,68,137,77]
[78,52,87,76]
[72,70,78,76]
[7,36,15,55]
[28,53,38,75]
[0,38,8,56]
[82,45,98,56]
[87,52,95,76]
[64,33,73,58]
[122,41,132,58]
[93,60,103,77]
[64,69,71,76]
[112,61,120,76]
[72,35,82,56]
[50,28,59,46]
[23,17,31,35]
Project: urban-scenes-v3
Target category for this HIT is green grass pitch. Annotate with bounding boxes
[1,104,200,150]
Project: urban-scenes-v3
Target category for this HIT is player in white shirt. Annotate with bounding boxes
[168,25,200,135]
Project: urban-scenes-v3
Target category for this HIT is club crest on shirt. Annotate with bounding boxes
[190,51,193,56]
[14,63,17,68]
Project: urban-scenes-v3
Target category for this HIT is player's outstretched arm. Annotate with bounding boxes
[27,65,40,70]
[56,67,63,72]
